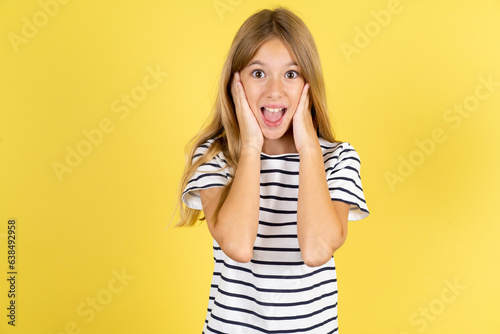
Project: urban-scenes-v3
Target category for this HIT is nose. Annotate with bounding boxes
[266,76,284,99]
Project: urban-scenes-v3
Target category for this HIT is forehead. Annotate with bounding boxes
[247,38,298,67]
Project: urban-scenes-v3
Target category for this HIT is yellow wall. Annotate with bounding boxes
[1,0,499,333]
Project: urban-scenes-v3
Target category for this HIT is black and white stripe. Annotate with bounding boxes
[183,138,369,333]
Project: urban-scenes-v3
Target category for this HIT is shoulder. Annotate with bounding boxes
[192,138,228,168]
[320,138,369,219]
[192,138,216,161]
[319,138,361,169]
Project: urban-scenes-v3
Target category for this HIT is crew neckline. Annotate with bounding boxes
[259,138,335,157]
[260,151,300,158]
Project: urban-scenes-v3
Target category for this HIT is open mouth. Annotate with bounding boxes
[261,107,287,127]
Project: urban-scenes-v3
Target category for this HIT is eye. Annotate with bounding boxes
[251,70,265,79]
[285,70,299,79]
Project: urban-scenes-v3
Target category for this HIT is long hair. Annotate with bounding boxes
[175,6,336,227]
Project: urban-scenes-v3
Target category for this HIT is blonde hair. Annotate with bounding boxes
[175,6,336,227]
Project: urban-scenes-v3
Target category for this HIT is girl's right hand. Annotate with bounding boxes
[231,72,264,152]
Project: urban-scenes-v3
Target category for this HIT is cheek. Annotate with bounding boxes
[290,88,304,111]
[240,84,261,114]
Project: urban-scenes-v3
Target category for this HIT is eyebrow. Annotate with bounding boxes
[246,60,299,67]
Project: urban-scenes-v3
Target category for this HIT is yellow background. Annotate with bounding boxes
[1,0,499,333]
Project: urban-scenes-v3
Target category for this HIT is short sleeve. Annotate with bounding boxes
[323,140,369,221]
[181,140,232,210]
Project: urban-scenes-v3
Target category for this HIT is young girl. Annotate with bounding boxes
[177,7,369,333]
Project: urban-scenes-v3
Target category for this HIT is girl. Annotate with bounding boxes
[177,6,369,333]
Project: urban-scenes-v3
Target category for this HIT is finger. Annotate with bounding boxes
[305,84,311,114]
[235,77,249,111]
[305,84,311,115]
[303,83,310,107]
[296,83,310,117]
[231,72,239,100]
[232,75,249,120]
[235,73,246,103]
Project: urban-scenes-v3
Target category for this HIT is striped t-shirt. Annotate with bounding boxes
[182,137,369,334]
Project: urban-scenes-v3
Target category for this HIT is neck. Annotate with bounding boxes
[261,128,297,155]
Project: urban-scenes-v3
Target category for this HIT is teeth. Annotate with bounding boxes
[263,107,284,113]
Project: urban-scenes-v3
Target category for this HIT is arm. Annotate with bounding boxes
[293,83,350,267]
[200,146,261,263]
[297,144,350,267]
[199,72,263,263]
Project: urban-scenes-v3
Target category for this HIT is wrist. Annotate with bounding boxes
[240,142,262,156]
[297,139,321,157]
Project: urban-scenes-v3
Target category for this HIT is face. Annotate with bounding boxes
[239,38,306,141]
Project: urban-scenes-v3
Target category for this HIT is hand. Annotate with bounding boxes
[231,72,264,152]
[293,83,319,154]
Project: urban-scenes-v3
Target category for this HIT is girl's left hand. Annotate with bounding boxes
[293,83,318,154]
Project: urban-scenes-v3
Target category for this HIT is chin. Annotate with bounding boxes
[261,126,291,141]
[262,133,285,141]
